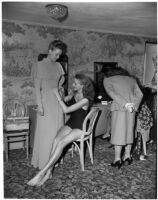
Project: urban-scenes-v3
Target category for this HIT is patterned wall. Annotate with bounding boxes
[2,20,156,106]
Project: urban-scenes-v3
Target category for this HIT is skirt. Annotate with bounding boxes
[110,111,136,145]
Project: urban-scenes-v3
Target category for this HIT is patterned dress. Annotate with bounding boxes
[133,103,153,159]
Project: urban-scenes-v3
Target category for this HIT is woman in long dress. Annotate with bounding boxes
[31,40,67,169]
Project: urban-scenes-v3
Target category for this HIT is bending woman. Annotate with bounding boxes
[27,73,95,186]
[103,67,143,169]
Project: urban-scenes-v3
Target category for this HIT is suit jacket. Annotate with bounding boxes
[103,75,143,112]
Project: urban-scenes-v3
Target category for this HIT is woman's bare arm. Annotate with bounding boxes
[53,88,88,114]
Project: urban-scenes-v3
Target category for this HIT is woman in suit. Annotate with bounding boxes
[103,67,143,169]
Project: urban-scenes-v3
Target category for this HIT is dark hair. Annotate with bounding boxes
[48,40,67,54]
[75,73,95,107]
[104,66,131,77]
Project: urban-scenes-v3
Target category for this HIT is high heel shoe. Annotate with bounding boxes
[111,160,122,169]
[123,157,133,165]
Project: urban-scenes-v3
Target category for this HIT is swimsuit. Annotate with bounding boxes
[65,97,88,129]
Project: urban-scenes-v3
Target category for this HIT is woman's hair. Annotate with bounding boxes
[104,66,131,77]
[48,40,67,54]
[75,73,95,107]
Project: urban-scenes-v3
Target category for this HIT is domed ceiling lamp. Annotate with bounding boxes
[45,4,68,22]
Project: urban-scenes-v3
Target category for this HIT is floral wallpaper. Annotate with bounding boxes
[2,20,156,106]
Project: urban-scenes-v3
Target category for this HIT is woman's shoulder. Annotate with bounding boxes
[36,59,51,78]
[72,96,89,104]
[38,58,48,68]
[37,61,45,74]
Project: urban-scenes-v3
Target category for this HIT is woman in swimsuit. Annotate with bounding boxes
[27,73,95,186]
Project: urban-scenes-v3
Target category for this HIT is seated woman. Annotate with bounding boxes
[27,73,95,186]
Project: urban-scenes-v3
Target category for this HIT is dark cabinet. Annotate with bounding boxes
[94,62,118,102]
[57,54,68,95]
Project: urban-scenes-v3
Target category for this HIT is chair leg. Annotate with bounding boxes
[4,137,9,162]
[26,135,29,159]
[87,138,93,164]
[23,137,25,150]
[71,144,74,158]
[79,140,84,171]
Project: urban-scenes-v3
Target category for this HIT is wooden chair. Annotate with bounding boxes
[71,107,100,171]
[3,99,30,162]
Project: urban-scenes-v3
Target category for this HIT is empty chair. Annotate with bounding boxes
[3,99,30,162]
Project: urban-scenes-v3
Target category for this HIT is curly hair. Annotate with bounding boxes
[75,73,95,107]
[48,40,67,54]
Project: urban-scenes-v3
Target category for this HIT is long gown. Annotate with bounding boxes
[31,57,64,169]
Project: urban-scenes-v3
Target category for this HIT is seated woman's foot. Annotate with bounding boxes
[36,170,52,186]
[123,157,133,165]
[27,172,45,186]
[111,160,122,169]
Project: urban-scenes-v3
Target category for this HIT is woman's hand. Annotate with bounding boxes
[33,106,44,116]
[37,107,44,116]
[53,88,62,101]
[58,87,65,99]
[125,103,136,113]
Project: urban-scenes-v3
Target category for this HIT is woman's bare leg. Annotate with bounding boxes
[28,129,83,186]
[36,129,83,186]
[49,126,72,158]
[114,145,122,162]
[27,126,71,186]
[124,144,132,159]
[27,128,82,186]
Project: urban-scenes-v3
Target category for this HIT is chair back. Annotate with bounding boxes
[82,107,100,136]
[3,99,26,119]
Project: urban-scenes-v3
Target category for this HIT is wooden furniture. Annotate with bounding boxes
[71,108,100,171]
[28,105,37,149]
[3,99,30,162]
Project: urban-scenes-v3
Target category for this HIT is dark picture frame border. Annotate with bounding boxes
[143,41,157,88]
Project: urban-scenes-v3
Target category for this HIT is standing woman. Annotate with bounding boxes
[31,40,67,169]
[103,67,143,169]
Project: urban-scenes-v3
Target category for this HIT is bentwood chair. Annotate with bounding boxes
[71,107,100,171]
[3,99,30,162]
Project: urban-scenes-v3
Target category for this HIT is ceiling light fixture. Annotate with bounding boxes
[45,4,68,22]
